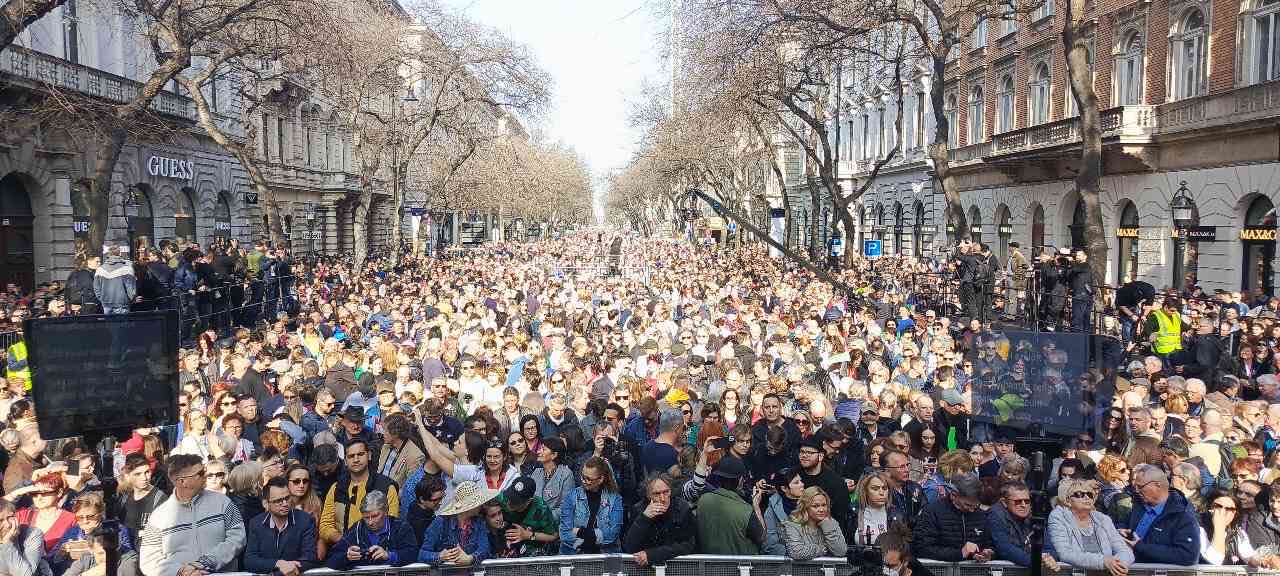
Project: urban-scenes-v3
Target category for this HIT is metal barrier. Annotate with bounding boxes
[209,554,1280,576]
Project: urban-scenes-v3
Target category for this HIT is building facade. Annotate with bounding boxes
[0,0,256,289]
[932,0,1280,293]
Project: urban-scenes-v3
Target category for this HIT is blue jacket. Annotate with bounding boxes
[243,509,320,574]
[559,487,624,554]
[1123,489,1200,565]
[325,517,417,569]
[417,515,491,564]
[622,413,656,449]
[986,502,1056,566]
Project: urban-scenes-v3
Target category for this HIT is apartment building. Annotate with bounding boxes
[936,0,1280,292]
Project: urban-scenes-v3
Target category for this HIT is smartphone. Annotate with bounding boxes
[712,436,734,450]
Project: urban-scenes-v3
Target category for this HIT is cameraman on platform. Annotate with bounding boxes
[955,241,983,321]
[1037,248,1068,330]
[1066,249,1094,333]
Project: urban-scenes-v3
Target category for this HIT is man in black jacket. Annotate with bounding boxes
[623,474,696,566]
[1175,316,1221,385]
[912,472,993,562]
[1066,249,1094,333]
[797,437,851,531]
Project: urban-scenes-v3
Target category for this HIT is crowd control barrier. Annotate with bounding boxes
[209,554,1280,576]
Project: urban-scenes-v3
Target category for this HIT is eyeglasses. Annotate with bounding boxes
[289,477,310,485]
[75,514,100,522]
[799,449,822,456]
[282,394,298,401]
[221,400,237,406]
[1071,491,1096,500]
[266,495,290,505]
[206,471,227,479]
[1007,498,1031,505]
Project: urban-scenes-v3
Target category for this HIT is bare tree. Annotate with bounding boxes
[0,0,65,53]
[1062,0,1107,282]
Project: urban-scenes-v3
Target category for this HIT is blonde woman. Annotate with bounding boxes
[781,486,848,560]
[850,472,899,546]
[1047,477,1133,575]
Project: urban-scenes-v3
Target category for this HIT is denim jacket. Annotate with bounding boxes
[558,487,624,554]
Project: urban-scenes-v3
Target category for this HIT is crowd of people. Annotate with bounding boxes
[0,232,1279,576]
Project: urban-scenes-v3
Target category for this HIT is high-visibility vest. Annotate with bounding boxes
[1152,310,1183,355]
[6,341,29,390]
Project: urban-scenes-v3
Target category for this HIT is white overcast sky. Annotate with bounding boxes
[441,0,667,217]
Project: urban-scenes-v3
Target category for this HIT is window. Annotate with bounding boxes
[1115,33,1144,105]
[1001,0,1020,36]
[276,118,286,161]
[261,113,271,159]
[63,0,78,63]
[915,93,926,148]
[1034,0,1054,21]
[1172,9,1207,100]
[972,16,988,48]
[877,107,888,157]
[997,75,1015,132]
[968,86,985,144]
[1254,0,1280,83]
[861,113,871,160]
[1028,63,1050,125]
[946,95,958,149]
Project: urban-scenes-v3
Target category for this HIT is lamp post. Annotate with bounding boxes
[1171,180,1194,290]
[124,186,141,259]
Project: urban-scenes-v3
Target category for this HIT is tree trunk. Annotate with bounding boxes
[927,50,968,246]
[352,190,372,269]
[86,126,127,257]
[389,165,404,266]
[0,0,67,53]
[178,75,286,249]
[1063,0,1108,284]
[807,178,821,260]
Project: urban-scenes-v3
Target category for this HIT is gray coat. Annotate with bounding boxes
[93,257,136,310]
[1047,506,1135,570]
[0,526,51,576]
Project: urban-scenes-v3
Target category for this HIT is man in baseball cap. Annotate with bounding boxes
[494,476,558,556]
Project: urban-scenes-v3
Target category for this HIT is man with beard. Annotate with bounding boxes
[796,437,851,530]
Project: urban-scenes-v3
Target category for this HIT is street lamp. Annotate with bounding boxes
[1171,180,1195,290]
[303,202,316,256]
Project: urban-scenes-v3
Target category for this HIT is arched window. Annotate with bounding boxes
[969,206,983,241]
[1070,198,1087,250]
[997,75,1015,133]
[1172,9,1207,100]
[1243,195,1277,294]
[1253,0,1280,83]
[129,185,155,256]
[214,192,232,238]
[1118,201,1140,283]
[968,86,985,144]
[945,94,958,149]
[1029,63,1051,125]
[175,187,196,243]
[1116,32,1144,105]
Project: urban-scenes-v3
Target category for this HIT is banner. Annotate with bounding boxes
[968,330,1090,435]
[769,209,785,259]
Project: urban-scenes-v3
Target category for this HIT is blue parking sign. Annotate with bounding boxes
[863,239,882,257]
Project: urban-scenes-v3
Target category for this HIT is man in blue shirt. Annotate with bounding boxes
[325,490,418,569]
[1121,464,1199,565]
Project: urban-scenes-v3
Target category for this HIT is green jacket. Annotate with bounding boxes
[498,494,559,556]
[695,487,762,555]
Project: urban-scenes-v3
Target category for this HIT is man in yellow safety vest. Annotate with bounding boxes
[1144,297,1184,357]
[5,309,29,391]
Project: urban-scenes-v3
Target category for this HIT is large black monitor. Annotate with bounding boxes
[25,311,179,439]
[968,330,1092,436]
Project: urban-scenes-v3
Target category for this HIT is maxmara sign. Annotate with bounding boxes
[146,155,195,181]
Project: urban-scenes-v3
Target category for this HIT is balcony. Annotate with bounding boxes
[1157,79,1280,135]
[949,105,1156,167]
[0,45,244,140]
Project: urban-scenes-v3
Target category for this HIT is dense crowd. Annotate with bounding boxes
[2,233,1280,576]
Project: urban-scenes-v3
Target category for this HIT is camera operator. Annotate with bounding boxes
[955,241,982,321]
[1006,242,1030,319]
[1036,249,1068,330]
[1066,249,1094,333]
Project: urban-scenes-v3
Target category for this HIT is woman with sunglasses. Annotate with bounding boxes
[507,432,537,476]
[1198,490,1269,565]
[1095,454,1133,525]
[6,471,76,560]
[204,459,229,493]
[50,493,134,575]
[1047,477,1133,575]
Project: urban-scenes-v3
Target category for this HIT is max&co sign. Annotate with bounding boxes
[1241,226,1278,241]
[146,155,196,181]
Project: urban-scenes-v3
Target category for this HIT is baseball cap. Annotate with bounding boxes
[503,476,536,506]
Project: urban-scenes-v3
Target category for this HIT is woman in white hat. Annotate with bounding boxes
[417,480,497,566]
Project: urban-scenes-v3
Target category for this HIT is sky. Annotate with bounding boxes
[441,0,668,220]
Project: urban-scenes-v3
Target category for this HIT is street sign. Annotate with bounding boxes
[863,239,882,258]
[830,237,843,256]
[727,222,737,232]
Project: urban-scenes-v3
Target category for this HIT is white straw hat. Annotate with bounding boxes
[437,481,499,516]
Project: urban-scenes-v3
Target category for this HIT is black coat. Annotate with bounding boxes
[64,268,99,309]
[911,498,992,562]
[621,497,696,564]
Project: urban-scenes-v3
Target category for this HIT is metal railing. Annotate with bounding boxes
[209,554,1280,576]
